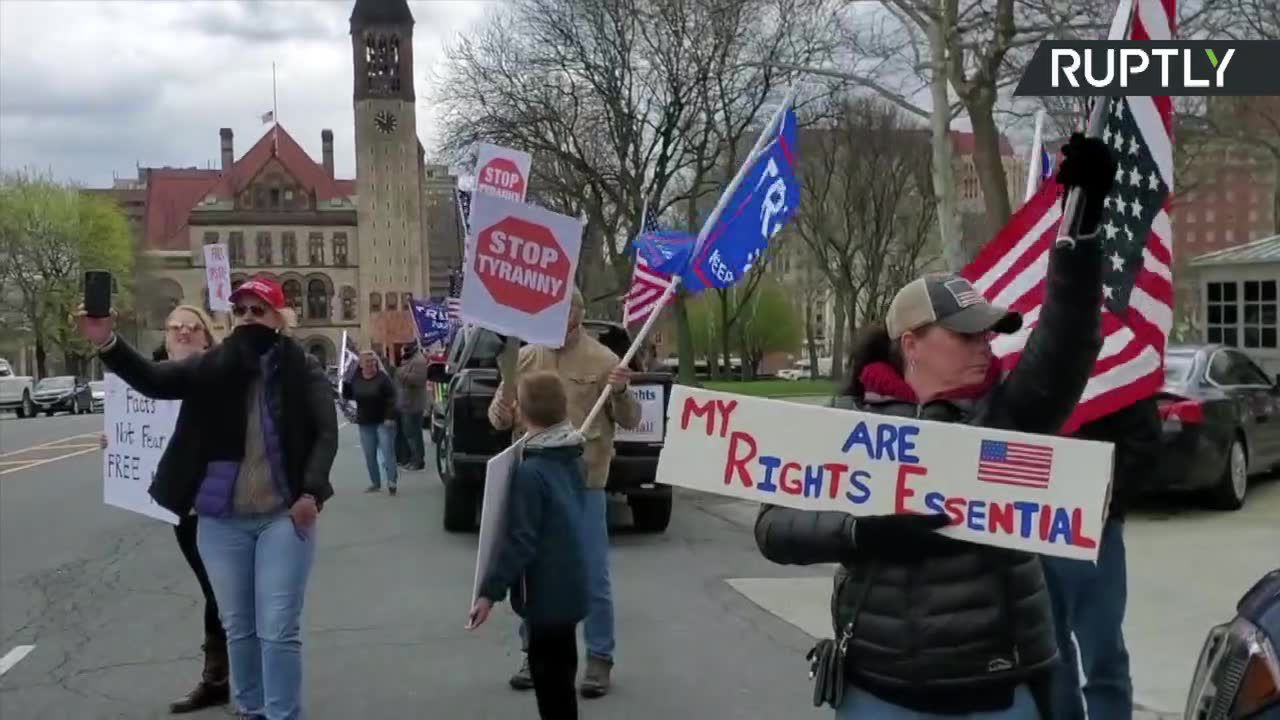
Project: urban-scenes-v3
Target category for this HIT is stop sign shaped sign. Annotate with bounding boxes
[474,216,571,314]
[477,158,526,201]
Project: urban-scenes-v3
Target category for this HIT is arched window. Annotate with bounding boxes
[385,292,398,310]
[341,286,357,321]
[282,280,303,315]
[307,279,330,321]
[370,292,382,312]
[307,342,329,367]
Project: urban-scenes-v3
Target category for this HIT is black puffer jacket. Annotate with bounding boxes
[100,331,337,516]
[1074,395,1161,518]
[755,240,1104,714]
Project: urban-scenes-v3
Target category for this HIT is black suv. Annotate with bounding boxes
[428,321,675,534]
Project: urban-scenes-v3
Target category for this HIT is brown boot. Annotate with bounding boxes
[168,641,230,714]
[579,655,613,699]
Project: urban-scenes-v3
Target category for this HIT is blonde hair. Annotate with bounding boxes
[167,305,219,348]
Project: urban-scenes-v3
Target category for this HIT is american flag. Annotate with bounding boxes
[624,199,675,327]
[446,268,463,327]
[977,439,1055,489]
[961,0,1174,435]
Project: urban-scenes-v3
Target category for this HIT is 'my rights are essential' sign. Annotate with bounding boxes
[655,387,1115,561]
[1015,41,1280,96]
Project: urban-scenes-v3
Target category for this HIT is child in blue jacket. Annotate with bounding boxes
[468,370,589,719]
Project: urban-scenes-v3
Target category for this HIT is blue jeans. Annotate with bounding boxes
[836,685,1040,719]
[198,512,316,720]
[358,422,398,489]
[1041,519,1131,720]
[400,411,425,467]
[521,489,615,661]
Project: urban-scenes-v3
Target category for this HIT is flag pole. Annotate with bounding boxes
[1024,110,1046,203]
[272,62,279,154]
[337,330,349,397]
[1054,0,1133,249]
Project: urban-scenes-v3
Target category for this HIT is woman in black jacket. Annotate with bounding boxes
[755,134,1118,720]
[79,276,336,720]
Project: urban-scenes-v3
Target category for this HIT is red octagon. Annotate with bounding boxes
[477,158,526,200]
[474,216,570,315]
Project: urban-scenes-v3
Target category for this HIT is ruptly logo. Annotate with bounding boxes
[1014,41,1280,96]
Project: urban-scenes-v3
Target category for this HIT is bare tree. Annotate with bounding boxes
[792,98,938,379]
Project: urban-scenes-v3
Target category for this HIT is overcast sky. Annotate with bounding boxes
[0,0,492,187]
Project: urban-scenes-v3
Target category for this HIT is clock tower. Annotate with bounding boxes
[350,0,427,353]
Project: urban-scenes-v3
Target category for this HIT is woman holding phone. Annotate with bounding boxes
[79,276,336,720]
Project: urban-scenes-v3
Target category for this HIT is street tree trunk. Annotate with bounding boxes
[830,295,847,382]
[805,299,819,379]
[35,337,48,379]
[967,92,1013,238]
[673,294,697,385]
[926,17,966,271]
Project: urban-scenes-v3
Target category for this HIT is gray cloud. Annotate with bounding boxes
[0,0,492,186]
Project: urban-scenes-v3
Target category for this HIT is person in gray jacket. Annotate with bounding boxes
[396,345,431,471]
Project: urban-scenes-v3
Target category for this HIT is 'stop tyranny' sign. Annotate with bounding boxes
[655,386,1115,560]
[474,143,533,203]
[459,191,583,347]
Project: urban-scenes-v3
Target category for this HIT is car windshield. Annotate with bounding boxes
[35,377,74,391]
[1164,355,1194,385]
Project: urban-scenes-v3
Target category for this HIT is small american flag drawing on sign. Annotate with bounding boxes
[977,440,1054,489]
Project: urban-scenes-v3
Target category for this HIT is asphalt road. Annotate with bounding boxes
[1,410,1277,719]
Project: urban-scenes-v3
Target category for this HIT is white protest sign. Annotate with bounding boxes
[474,143,533,203]
[656,386,1114,560]
[615,384,665,443]
[102,373,180,525]
[473,440,523,607]
[203,243,232,313]
[460,192,583,347]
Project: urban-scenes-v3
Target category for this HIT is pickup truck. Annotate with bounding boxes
[0,358,36,418]
[428,321,675,534]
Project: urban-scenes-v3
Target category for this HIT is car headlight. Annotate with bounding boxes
[1187,617,1280,720]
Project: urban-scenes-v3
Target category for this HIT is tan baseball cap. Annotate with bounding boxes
[886,273,1022,339]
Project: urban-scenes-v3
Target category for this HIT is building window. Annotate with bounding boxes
[385,292,398,310]
[402,292,413,308]
[1206,281,1240,347]
[1206,209,1216,222]
[1249,209,1260,223]
[270,188,281,209]
[307,279,330,321]
[203,231,219,245]
[308,232,325,265]
[370,292,382,312]
[333,232,349,266]
[256,232,273,265]
[229,232,245,266]
[1243,280,1278,349]
[1186,232,1197,244]
[341,286,357,321]
[281,232,297,265]
[282,279,303,315]
[1225,229,1235,244]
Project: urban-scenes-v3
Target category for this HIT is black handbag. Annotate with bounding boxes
[807,620,853,708]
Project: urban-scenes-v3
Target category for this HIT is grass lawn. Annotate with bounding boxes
[701,378,835,398]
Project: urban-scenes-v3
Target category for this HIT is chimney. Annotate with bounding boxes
[321,129,334,178]
[219,128,234,170]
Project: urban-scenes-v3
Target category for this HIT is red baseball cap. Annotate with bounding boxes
[229,277,286,310]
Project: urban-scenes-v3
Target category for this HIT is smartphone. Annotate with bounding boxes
[84,270,113,318]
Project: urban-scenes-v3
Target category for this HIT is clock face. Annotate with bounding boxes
[374,111,398,134]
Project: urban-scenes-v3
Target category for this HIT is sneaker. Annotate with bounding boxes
[364,486,381,493]
[389,486,398,496]
[580,655,613,698]
[508,655,534,691]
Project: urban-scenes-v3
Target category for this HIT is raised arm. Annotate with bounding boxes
[97,336,201,401]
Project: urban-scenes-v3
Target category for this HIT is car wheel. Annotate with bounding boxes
[443,473,478,533]
[20,392,35,419]
[1207,438,1248,511]
[630,493,673,533]
[73,398,83,415]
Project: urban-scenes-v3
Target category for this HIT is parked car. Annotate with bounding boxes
[777,367,807,381]
[89,381,105,413]
[1155,344,1280,509]
[1185,568,1280,720]
[429,321,675,534]
[30,376,94,416]
[0,358,36,418]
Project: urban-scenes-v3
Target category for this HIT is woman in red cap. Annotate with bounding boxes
[79,275,336,720]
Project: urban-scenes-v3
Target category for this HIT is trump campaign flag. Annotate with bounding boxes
[409,297,453,347]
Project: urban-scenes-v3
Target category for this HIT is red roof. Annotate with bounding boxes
[141,124,355,251]
[950,131,1015,157]
[143,168,219,251]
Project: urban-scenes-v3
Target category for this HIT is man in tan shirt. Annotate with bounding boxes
[488,287,640,699]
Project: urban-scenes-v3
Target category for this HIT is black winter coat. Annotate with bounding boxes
[755,239,1104,714]
[1073,395,1161,518]
[100,332,337,516]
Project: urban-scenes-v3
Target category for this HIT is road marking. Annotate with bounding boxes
[0,645,35,676]
[0,433,100,459]
[0,447,100,477]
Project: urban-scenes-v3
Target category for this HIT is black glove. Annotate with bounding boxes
[851,512,952,561]
[1056,132,1119,237]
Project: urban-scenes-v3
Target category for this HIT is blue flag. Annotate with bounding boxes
[681,103,800,292]
[1040,147,1053,180]
[408,297,452,347]
[633,229,696,275]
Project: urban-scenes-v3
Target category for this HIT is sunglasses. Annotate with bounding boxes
[166,322,206,334]
[232,304,269,318]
